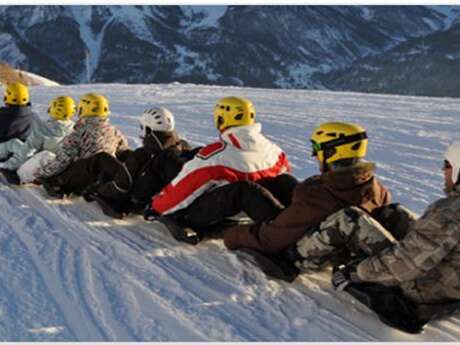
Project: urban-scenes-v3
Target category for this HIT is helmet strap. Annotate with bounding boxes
[319,132,367,152]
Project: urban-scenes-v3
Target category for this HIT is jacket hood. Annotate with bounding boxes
[447,184,460,197]
[143,130,181,155]
[220,123,265,151]
[321,161,377,205]
[77,116,109,126]
[55,119,74,134]
[2,105,34,117]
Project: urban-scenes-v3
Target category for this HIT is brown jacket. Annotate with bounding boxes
[224,162,391,253]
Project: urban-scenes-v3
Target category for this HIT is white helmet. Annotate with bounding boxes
[445,139,460,184]
[140,107,175,138]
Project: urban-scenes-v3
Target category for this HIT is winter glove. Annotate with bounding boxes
[143,204,159,221]
[331,259,364,291]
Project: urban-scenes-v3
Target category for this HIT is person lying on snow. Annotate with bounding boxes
[35,93,129,198]
[147,96,296,241]
[84,106,199,219]
[325,139,460,323]
[0,83,40,145]
[0,96,75,185]
[223,122,400,279]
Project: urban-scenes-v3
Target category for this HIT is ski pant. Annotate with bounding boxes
[256,173,298,207]
[0,138,23,161]
[175,174,297,231]
[294,204,431,303]
[46,152,123,195]
[17,151,56,184]
[294,203,416,271]
[96,149,187,213]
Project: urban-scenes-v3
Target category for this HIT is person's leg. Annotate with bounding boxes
[17,151,56,184]
[295,207,396,271]
[0,138,24,160]
[50,153,123,195]
[257,174,298,207]
[178,180,285,231]
[371,203,418,241]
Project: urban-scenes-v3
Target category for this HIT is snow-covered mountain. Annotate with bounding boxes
[0,6,453,91]
[1,82,460,341]
[320,19,460,97]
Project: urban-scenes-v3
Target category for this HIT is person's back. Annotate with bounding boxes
[224,122,391,257]
[354,142,460,304]
[90,107,196,218]
[75,116,127,160]
[151,97,290,216]
[0,96,75,173]
[0,83,38,144]
[37,93,128,180]
[36,93,128,198]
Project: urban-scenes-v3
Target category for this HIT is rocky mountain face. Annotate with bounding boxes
[0,5,457,96]
[319,15,460,97]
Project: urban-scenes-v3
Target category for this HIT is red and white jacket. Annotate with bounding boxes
[151,123,291,215]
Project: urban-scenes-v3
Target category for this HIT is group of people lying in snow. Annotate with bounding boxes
[1,82,460,331]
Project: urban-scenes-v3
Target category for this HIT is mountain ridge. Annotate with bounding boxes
[0,5,457,96]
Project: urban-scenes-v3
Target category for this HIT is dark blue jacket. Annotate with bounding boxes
[0,105,40,144]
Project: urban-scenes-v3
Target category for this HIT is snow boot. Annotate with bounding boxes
[0,168,20,185]
[80,181,102,202]
[154,215,202,245]
[416,299,460,324]
[342,282,427,334]
[92,195,126,219]
[236,248,300,283]
[42,179,65,198]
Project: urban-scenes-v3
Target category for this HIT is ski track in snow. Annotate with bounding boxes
[1,83,460,341]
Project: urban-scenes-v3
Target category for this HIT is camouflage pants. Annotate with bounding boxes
[295,206,400,271]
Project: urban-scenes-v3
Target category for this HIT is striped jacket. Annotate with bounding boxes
[151,123,290,215]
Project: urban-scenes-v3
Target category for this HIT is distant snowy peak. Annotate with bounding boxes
[180,6,227,30]
[0,5,455,95]
[429,5,460,29]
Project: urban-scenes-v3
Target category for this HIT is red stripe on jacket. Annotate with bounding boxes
[152,152,290,214]
[228,133,242,149]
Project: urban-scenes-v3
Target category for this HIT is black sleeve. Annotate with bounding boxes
[116,148,134,162]
[130,148,185,207]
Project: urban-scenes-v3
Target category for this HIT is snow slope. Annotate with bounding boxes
[1,83,460,341]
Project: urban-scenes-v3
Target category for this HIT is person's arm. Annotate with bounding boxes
[224,183,329,253]
[357,202,460,285]
[3,122,44,170]
[116,129,130,155]
[151,157,214,215]
[36,129,80,179]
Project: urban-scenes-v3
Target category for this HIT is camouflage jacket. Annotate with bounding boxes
[37,116,129,179]
[357,185,460,303]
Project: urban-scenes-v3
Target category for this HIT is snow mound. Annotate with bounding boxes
[0,62,59,87]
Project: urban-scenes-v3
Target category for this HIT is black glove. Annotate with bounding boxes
[331,259,363,291]
[143,204,159,221]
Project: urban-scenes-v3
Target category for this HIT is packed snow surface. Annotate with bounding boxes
[1,83,460,341]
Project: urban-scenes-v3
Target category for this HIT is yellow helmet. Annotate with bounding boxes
[310,122,368,166]
[48,96,76,121]
[213,96,256,132]
[4,82,29,106]
[77,93,110,118]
